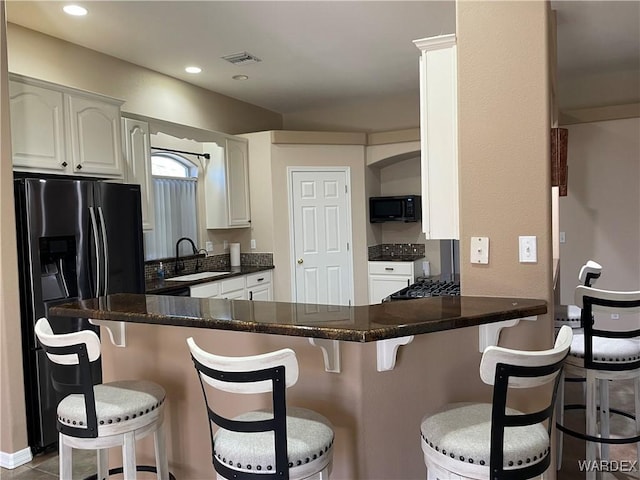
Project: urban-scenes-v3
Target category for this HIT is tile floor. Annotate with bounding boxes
[0,448,95,480]
[1,379,637,480]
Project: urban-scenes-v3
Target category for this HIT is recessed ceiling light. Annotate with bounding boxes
[63,5,88,16]
[232,75,249,81]
[185,66,202,74]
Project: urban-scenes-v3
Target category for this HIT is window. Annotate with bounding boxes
[144,154,199,260]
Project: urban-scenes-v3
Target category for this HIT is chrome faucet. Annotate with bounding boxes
[175,237,198,273]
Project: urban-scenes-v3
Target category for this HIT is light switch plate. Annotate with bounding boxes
[470,236,489,264]
[519,236,537,263]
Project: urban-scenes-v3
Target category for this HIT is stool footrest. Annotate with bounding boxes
[557,404,640,445]
[83,465,176,480]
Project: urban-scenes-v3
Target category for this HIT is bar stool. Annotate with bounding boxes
[556,286,640,479]
[420,326,573,480]
[555,260,602,333]
[555,260,602,468]
[34,317,171,480]
[187,337,334,480]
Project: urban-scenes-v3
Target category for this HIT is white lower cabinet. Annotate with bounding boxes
[368,260,421,304]
[188,271,272,300]
[246,271,273,301]
[189,282,220,299]
[220,277,246,300]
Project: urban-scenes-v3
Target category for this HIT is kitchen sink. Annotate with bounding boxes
[169,271,231,282]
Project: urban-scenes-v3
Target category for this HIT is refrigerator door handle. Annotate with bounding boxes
[97,206,109,296]
[89,207,101,297]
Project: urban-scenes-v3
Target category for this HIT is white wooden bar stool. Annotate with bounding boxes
[420,326,573,480]
[187,337,334,480]
[35,317,171,480]
[555,260,602,468]
[555,261,602,333]
[556,286,640,480]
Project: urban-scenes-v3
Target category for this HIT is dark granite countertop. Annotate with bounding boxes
[49,294,546,343]
[146,265,275,295]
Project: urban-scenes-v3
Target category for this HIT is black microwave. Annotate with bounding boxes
[369,195,421,223]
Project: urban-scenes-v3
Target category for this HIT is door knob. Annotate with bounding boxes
[297,258,304,264]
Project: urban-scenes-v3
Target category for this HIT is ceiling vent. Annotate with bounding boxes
[221,52,262,65]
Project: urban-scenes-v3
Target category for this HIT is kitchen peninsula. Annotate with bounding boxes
[50,295,546,479]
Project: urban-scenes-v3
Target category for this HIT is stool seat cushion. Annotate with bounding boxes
[420,402,549,470]
[213,406,334,475]
[57,380,166,434]
[567,333,640,365]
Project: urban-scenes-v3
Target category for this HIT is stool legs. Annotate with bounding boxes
[598,379,610,461]
[122,431,137,480]
[586,372,598,480]
[556,370,566,471]
[60,433,73,480]
[97,449,109,480]
[154,418,169,480]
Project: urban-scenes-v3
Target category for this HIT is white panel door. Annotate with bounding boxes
[291,169,353,306]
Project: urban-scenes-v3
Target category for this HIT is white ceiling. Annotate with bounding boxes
[6,1,640,114]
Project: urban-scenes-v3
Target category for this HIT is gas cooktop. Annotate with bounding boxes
[389,277,460,300]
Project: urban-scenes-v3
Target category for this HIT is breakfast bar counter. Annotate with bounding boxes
[50,293,545,342]
[49,295,547,479]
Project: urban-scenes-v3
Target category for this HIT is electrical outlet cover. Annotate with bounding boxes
[470,237,489,264]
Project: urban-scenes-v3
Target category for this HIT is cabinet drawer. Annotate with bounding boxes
[190,281,220,298]
[368,262,414,276]
[220,276,246,294]
[246,271,272,288]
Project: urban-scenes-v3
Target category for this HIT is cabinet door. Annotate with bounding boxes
[9,80,68,172]
[190,281,221,298]
[369,275,411,304]
[249,284,272,301]
[225,137,251,227]
[416,35,459,239]
[221,288,246,300]
[122,118,154,230]
[66,94,123,177]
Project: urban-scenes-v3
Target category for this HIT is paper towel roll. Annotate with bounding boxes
[230,243,241,267]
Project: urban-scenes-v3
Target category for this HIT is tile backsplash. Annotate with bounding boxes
[368,243,425,259]
[144,252,273,281]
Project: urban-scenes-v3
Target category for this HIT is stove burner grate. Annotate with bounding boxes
[390,278,460,300]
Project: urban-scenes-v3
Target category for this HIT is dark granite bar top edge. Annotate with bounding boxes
[146,265,275,294]
[49,294,547,343]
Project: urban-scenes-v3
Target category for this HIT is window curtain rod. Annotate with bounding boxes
[151,146,210,160]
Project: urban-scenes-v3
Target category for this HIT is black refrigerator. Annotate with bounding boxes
[14,177,145,452]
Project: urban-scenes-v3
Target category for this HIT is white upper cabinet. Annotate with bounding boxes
[66,93,123,176]
[9,74,124,178]
[122,117,155,230]
[414,35,459,240]
[9,79,67,172]
[203,137,251,229]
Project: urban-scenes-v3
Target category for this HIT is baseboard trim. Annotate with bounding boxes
[0,447,33,469]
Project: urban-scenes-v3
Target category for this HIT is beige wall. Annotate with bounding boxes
[7,24,283,135]
[456,0,553,364]
[0,0,30,459]
[283,92,420,133]
[559,118,640,321]
[559,69,640,111]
